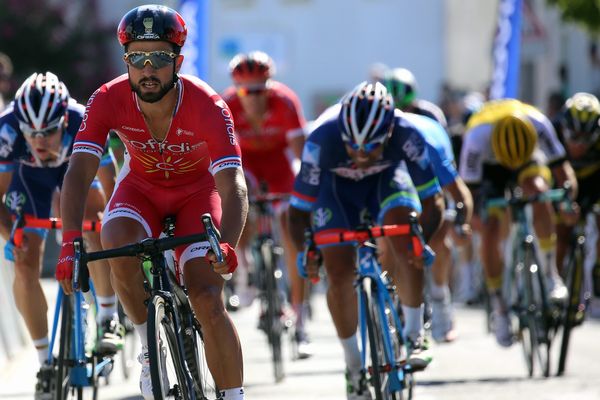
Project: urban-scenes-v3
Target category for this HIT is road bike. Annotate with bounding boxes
[309,211,430,400]
[556,199,596,375]
[8,212,112,399]
[486,188,565,378]
[249,192,293,382]
[74,214,226,400]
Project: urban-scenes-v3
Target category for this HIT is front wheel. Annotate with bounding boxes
[363,281,410,400]
[147,295,192,400]
[557,240,585,376]
[56,294,73,400]
[518,245,551,378]
[258,239,285,382]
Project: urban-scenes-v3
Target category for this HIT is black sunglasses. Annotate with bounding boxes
[123,51,178,70]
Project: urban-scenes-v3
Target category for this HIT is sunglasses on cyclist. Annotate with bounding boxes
[236,83,269,97]
[19,118,63,139]
[123,51,178,70]
[346,141,383,153]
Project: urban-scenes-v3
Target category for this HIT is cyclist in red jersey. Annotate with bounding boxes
[222,51,312,358]
[55,5,248,400]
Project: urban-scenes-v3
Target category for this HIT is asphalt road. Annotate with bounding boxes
[1,280,600,399]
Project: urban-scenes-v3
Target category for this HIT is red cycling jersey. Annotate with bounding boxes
[73,74,242,264]
[74,74,242,189]
[221,81,305,193]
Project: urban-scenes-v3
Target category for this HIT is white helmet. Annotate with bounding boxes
[14,72,70,134]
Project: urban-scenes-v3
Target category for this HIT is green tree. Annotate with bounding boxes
[0,0,114,102]
[546,0,600,33]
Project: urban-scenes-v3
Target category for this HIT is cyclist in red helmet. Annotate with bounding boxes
[222,51,313,358]
[56,5,248,399]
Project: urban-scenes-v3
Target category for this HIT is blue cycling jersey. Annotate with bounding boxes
[290,105,443,236]
[0,101,110,227]
[402,112,458,188]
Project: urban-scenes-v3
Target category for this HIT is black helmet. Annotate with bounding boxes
[117,5,187,49]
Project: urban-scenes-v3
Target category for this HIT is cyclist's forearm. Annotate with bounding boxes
[552,161,578,200]
[61,153,99,232]
[446,178,473,224]
[288,205,311,252]
[419,192,444,242]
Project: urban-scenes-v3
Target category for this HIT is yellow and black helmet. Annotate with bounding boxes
[491,113,537,170]
[562,92,600,143]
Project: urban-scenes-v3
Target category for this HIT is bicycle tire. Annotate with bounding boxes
[557,239,585,376]
[261,239,285,382]
[56,294,73,400]
[147,295,192,400]
[363,280,410,400]
[519,243,550,377]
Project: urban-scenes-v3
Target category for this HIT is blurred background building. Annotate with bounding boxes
[1,0,599,118]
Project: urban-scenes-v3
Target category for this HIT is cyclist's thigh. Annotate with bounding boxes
[174,186,222,266]
[311,174,369,278]
[102,178,162,246]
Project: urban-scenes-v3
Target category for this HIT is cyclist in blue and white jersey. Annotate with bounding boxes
[384,71,474,342]
[288,82,444,400]
[0,72,118,399]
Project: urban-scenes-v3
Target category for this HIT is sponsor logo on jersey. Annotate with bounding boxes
[176,128,194,137]
[0,124,18,158]
[331,162,392,181]
[133,152,205,179]
[402,133,426,164]
[302,142,321,165]
[216,100,237,146]
[121,125,145,133]
[312,207,332,228]
[125,137,202,154]
[5,191,26,211]
[114,201,143,214]
[79,89,100,132]
[300,163,321,186]
[466,151,480,171]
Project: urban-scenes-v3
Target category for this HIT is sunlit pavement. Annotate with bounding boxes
[1,279,600,399]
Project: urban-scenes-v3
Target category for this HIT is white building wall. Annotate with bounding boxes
[445,0,496,93]
[209,0,446,118]
[95,0,599,113]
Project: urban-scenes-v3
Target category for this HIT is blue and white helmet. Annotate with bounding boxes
[14,72,70,134]
[338,81,395,150]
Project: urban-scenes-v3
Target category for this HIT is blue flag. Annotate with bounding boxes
[490,0,523,99]
[178,0,210,80]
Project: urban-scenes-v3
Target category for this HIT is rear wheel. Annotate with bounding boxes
[147,295,192,399]
[557,240,585,376]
